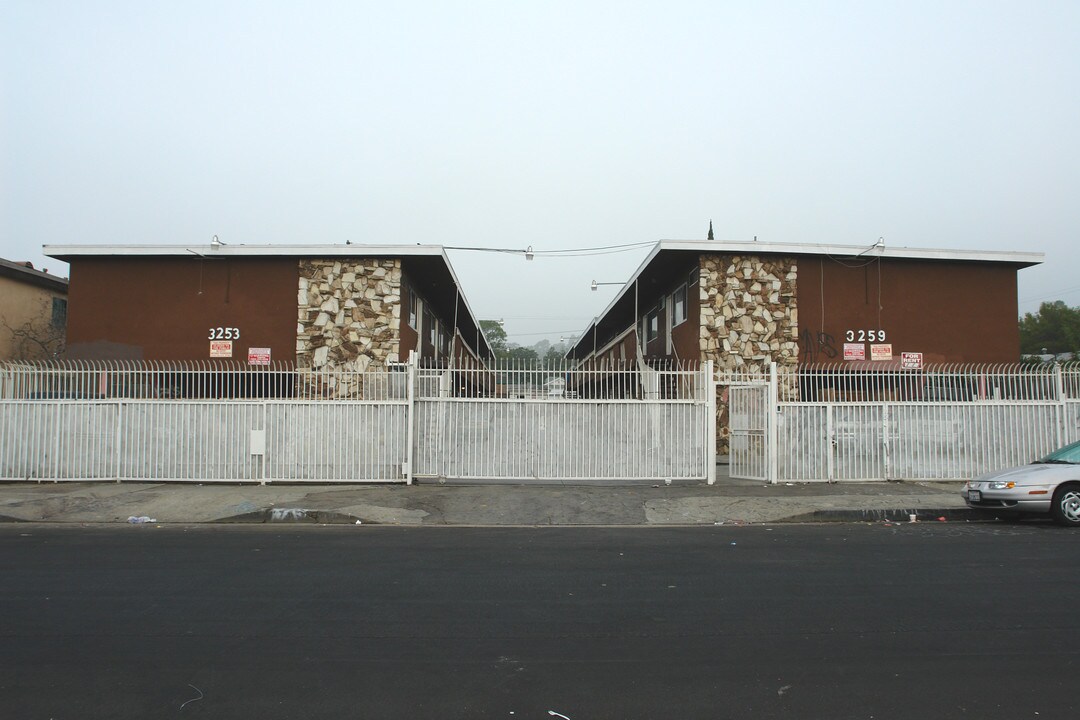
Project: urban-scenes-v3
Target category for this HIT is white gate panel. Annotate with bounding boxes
[121,402,264,481]
[0,401,119,480]
[265,402,408,482]
[776,405,829,481]
[728,384,769,481]
[832,405,885,481]
[776,401,1076,483]
[890,403,1066,480]
[414,399,707,481]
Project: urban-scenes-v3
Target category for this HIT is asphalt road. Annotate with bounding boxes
[1,522,1078,719]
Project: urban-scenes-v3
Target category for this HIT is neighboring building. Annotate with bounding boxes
[567,239,1043,370]
[44,243,493,370]
[0,258,68,361]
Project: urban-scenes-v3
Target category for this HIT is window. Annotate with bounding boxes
[407,287,418,329]
[646,309,659,343]
[672,284,687,326]
[438,325,450,358]
[424,307,436,348]
[51,297,67,328]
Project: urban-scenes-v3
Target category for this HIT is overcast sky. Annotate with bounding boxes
[3,1,1078,345]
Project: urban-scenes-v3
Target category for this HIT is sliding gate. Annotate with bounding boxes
[411,362,715,483]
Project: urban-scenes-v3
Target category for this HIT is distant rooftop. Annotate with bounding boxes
[0,257,68,293]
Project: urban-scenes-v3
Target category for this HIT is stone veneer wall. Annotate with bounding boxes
[296,259,402,373]
[699,254,799,453]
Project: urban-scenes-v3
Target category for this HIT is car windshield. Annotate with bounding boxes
[1036,441,1080,465]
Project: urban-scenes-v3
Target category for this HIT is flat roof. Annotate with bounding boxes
[653,239,1044,266]
[44,243,449,259]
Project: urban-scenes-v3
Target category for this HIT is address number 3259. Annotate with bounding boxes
[845,329,886,342]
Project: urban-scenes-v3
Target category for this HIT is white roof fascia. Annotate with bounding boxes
[656,239,1044,266]
[43,243,449,258]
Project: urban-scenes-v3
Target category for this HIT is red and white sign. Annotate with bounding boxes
[247,347,271,366]
[901,351,923,370]
[844,343,865,361]
[210,340,233,358]
[871,343,893,361]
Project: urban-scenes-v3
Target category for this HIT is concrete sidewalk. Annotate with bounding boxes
[0,475,986,526]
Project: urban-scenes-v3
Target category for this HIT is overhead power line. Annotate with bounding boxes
[1019,284,1080,304]
[444,240,655,258]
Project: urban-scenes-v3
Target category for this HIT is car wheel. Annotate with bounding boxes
[1051,485,1080,527]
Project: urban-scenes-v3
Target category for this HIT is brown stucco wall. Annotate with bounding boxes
[65,257,298,361]
[671,276,700,363]
[797,257,1022,364]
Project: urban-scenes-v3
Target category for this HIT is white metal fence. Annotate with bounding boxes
[10,357,1069,485]
[0,361,410,483]
[728,362,1080,483]
[0,358,715,484]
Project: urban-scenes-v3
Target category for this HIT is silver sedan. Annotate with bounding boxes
[963,440,1080,526]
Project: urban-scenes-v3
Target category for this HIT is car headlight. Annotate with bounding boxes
[988,481,1016,490]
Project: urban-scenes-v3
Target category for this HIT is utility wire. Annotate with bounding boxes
[533,240,656,255]
[504,329,584,338]
[444,240,655,258]
[1019,284,1080,304]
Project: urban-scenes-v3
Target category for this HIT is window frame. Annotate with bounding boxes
[646,308,660,343]
[407,286,418,330]
[671,283,687,327]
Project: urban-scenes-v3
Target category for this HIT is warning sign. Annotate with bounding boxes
[871,344,893,361]
[844,343,865,361]
[247,347,271,366]
[901,351,923,370]
[210,340,233,358]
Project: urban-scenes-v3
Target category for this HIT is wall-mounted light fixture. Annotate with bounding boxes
[591,280,622,291]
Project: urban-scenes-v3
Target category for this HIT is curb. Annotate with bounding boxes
[778,507,997,523]
[215,508,366,524]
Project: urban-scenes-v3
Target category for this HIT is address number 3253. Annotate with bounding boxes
[208,327,240,340]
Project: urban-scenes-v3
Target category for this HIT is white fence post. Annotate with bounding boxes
[706,360,717,485]
[768,361,779,485]
[1055,362,1067,447]
[259,401,268,485]
[882,403,891,481]
[114,401,124,482]
[826,404,835,482]
[405,351,417,485]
